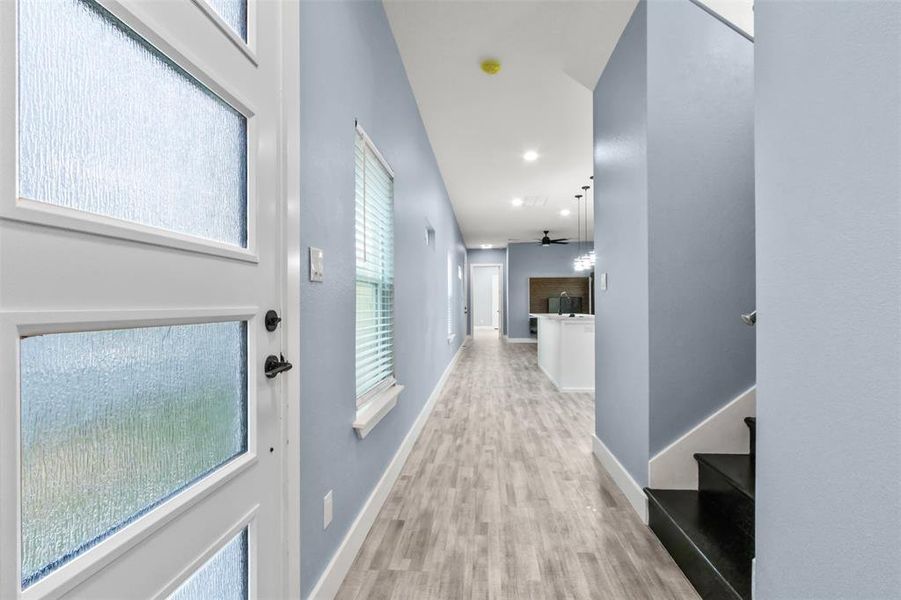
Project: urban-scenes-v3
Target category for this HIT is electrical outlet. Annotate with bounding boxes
[323,490,333,529]
[599,272,608,291]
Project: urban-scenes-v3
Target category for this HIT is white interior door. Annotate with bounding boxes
[471,264,502,335]
[0,0,296,598]
[490,272,499,329]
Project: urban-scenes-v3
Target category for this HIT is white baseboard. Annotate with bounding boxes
[751,557,756,599]
[591,434,648,524]
[649,386,756,490]
[504,335,537,344]
[537,362,594,394]
[307,343,465,600]
[537,361,554,386]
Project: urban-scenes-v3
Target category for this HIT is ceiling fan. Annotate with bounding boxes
[538,230,569,246]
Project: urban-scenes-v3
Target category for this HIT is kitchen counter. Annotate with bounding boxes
[535,314,595,392]
[530,313,595,321]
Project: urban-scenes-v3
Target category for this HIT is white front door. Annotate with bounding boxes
[0,0,295,597]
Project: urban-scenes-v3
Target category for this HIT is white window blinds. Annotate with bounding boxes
[355,128,395,401]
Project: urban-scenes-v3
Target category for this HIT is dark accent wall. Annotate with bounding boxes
[299,1,466,596]
[529,277,590,314]
[754,1,901,596]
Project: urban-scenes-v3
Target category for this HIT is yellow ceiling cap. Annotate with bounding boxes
[480,58,501,75]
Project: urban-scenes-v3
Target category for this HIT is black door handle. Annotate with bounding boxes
[264,354,293,378]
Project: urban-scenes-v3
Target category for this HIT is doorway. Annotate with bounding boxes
[471,264,503,337]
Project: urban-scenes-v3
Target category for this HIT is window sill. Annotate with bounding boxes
[353,383,404,439]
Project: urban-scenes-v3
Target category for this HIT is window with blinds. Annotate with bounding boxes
[355,127,395,403]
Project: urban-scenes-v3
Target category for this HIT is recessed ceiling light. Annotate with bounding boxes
[523,150,539,162]
[560,209,571,216]
[481,244,493,249]
[511,197,524,207]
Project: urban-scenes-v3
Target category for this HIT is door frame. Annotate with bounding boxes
[469,263,504,335]
[280,1,301,596]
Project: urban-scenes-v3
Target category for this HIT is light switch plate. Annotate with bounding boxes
[600,272,608,291]
[323,490,333,529]
[310,247,324,282]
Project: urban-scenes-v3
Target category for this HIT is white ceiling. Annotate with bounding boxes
[384,0,637,249]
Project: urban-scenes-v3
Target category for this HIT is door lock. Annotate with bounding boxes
[264,310,282,332]
[264,353,293,378]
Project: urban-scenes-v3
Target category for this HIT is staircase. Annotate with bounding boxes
[645,417,756,599]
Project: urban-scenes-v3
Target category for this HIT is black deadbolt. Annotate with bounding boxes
[265,309,282,332]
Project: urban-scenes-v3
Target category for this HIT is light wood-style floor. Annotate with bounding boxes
[336,331,698,600]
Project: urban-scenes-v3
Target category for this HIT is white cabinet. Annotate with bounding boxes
[535,315,595,392]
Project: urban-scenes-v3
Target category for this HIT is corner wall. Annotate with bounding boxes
[646,0,755,456]
[593,0,754,488]
[593,0,651,486]
[754,1,901,596]
[299,1,466,596]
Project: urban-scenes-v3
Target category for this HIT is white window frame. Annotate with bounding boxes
[447,252,455,342]
[1,0,261,263]
[352,124,403,439]
[190,0,259,64]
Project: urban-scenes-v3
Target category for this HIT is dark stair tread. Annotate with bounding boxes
[646,489,753,600]
[694,453,755,500]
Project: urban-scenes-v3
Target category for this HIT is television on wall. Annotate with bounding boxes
[548,296,583,314]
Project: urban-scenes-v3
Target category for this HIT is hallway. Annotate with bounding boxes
[336,334,698,599]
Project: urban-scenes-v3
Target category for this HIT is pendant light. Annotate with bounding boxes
[582,184,595,269]
[573,193,587,271]
[573,181,595,272]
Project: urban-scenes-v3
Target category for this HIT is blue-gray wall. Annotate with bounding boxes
[466,248,506,335]
[299,1,466,596]
[646,1,755,455]
[755,1,901,596]
[593,0,754,484]
[506,242,594,339]
[593,0,651,486]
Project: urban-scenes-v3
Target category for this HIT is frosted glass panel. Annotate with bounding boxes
[168,529,248,600]
[205,0,248,41]
[18,0,248,247]
[20,322,247,586]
